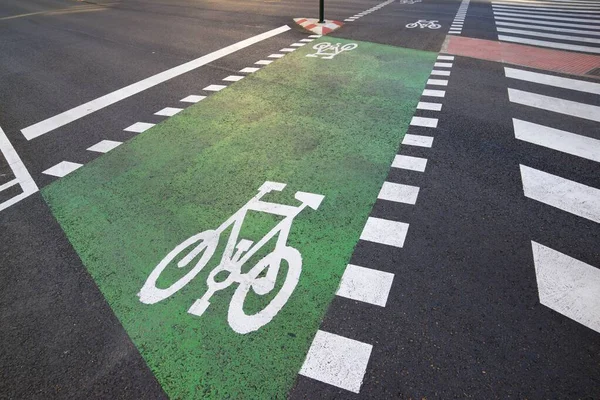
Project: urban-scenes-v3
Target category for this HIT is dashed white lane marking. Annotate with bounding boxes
[87,139,122,153]
[417,101,443,111]
[438,56,455,61]
[431,70,451,76]
[42,161,83,177]
[336,264,395,307]
[422,89,446,97]
[493,10,600,23]
[124,122,155,133]
[532,241,600,334]
[505,67,600,94]
[280,48,296,52]
[0,126,38,212]
[403,134,434,148]
[427,79,448,86]
[180,95,206,103]
[300,38,314,42]
[255,60,273,65]
[308,34,322,38]
[155,107,183,116]
[222,75,245,82]
[508,88,600,122]
[378,181,420,204]
[360,217,410,248]
[520,164,600,223]
[392,155,428,172]
[268,53,285,58]
[495,15,600,30]
[20,25,291,140]
[513,119,600,163]
[497,20,600,37]
[240,67,260,73]
[299,330,373,393]
[434,62,453,68]
[498,34,600,54]
[203,84,227,91]
[290,43,306,47]
[410,116,439,128]
[498,27,600,45]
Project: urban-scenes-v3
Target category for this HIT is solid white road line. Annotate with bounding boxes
[493,11,600,23]
[360,217,410,248]
[180,95,206,103]
[520,164,600,223]
[154,107,183,116]
[410,116,439,128]
[532,241,600,334]
[403,134,434,147]
[434,62,453,68]
[495,15,600,29]
[222,75,245,82]
[87,139,122,153]
[496,21,600,36]
[0,179,18,193]
[513,119,600,163]
[493,1,600,9]
[431,70,451,76]
[505,67,600,94]
[508,88,600,122]
[493,4,600,14]
[299,330,372,393]
[42,161,83,177]
[392,155,428,172]
[427,79,449,86]
[240,67,260,73]
[203,84,227,91]
[417,101,443,111]
[336,264,395,307]
[124,122,155,133]
[497,27,600,44]
[255,60,273,65]
[0,127,38,211]
[378,181,420,204]
[20,25,291,140]
[422,89,446,97]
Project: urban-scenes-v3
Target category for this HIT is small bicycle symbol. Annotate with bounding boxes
[138,181,324,334]
[406,19,441,29]
[306,42,358,60]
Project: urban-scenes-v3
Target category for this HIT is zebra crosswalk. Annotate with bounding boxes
[492,0,600,54]
[505,66,600,334]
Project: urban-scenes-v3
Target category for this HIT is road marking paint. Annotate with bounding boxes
[495,15,600,29]
[336,264,395,307]
[0,127,38,212]
[410,116,439,128]
[449,31,460,34]
[513,119,600,162]
[299,330,372,393]
[155,107,183,116]
[392,155,428,172]
[124,122,155,133]
[240,67,260,73]
[300,38,315,42]
[87,140,122,153]
[290,43,306,47]
[255,60,273,65]
[20,25,291,140]
[520,164,600,223]
[180,95,206,103]
[42,161,83,177]
[532,242,600,334]
[268,53,286,58]
[493,4,600,14]
[403,134,434,147]
[378,181,420,204]
[430,70,451,76]
[492,4,600,17]
[498,27,600,44]
[493,1,600,9]
[417,101,443,111]
[508,88,600,122]
[223,75,245,82]
[496,20,600,36]
[280,48,296,52]
[434,62,453,68]
[344,18,356,21]
[505,67,600,94]
[203,84,227,91]
[308,34,322,38]
[427,79,449,86]
[0,179,19,192]
[422,89,446,97]
[493,11,600,23]
[360,217,409,248]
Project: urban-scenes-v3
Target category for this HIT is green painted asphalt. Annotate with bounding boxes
[43,38,436,398]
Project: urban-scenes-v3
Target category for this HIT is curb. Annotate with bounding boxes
[293,18,343,35]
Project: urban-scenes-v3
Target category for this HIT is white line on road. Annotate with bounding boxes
[255,60,273,65]
[403,134,434,147]
[411,116,439,128]
[180,95,206,103]
[431,70,451,76]
[124,122,155,133]
[239,67,260,73]
[422,89,446,97]
[0,126,38,212]
[0,179,18,192]
[505,67,600,94]
[222,75,245,82]
[508,88,600,121]
[361,217,410,248]
[495,15,600,29]
[20,25,291,140]
[427,79,449,86]
[438,55,455,60]
[280,48,296,52]
[203,84,227,91]
[378,181,420,204]
[498,27,600,44]
[268,53,285,58]
[392,155,428,172]
[417,101,443,111]
[493,10,600,23]
[42,161,83,178]
[336,264,395,307]
[434,62,454,68]
[493,4,600,14]
[154,107,183,116]
[87,139,122,153]
[497,20,600,36]
[520,164,600,223]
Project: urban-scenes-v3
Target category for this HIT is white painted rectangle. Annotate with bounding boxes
[223,75,245,82]
[203,84,227,91]
[513,119,600,163]
[391,155,427,172]
[378,181,420,204]
[42,161,83,177]
[493,10,600,23]
[336,264,395,307]
[495,15,600,30]
[299,330,372,393]
[520,164,600,223]
[497,27,600,45]
[422,89,445,97]
[155,107,183,116]
[180,95,206,103]
[508,88,600,122]
[434,62,453,68]
[308,35,322,38]
[427,79,448,86]
[505,67,600,94]
[496,20,600,36]
[268,53,285,58]
[290,43,306,47]
[87,139,122,153]
[417,101,443,111]
[499,35,600,54]
[360,217,410,248]
[403,134,434,147]
[430,70,451,76]
[240,67,260,73]
[124,122,155,133]
[280,48,296,52]
[438,55,455,60]
[410,116,438,128]
[255,60,273,65]
[300,38,314,42]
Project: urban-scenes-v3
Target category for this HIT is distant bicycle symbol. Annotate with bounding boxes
[406,19,441,29]
[306,42,358,60]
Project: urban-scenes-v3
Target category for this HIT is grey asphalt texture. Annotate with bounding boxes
[2,0,599,398]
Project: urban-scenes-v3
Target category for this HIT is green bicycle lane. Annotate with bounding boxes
[42,38,436,398]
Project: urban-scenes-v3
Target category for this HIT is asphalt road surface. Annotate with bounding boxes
[1,0,599,398]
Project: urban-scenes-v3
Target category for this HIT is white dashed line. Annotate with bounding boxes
[268,53,285,58]
[417,101,443,111]
[377,182,420,204]
[402,134,434,147]
[255,60,273,65]
[280,48,296,52]
[431,70,451,76]
[155,107,183,116]
[222,75,245,82]
[434,62,453,68]
[203,84,227,92]
[42,161,83,177]
[391,155,428,172]
[87,140,122,153]
[410,117,438,128]
[427,79,449,86]
[336,264,395,307]
[360,217,409,248]
[422,89,446,97]
[180,95,206,103]
[124,122,155,133]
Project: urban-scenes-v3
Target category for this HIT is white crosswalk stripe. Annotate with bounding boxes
[492,0,600,53]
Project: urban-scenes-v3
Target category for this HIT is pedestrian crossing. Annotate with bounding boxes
[505,66,600,334]
[492,0,600,54]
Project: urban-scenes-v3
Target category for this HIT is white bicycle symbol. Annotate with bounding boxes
[406,19,441,29]
[306,42,358,60]
[138,181,324,334]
